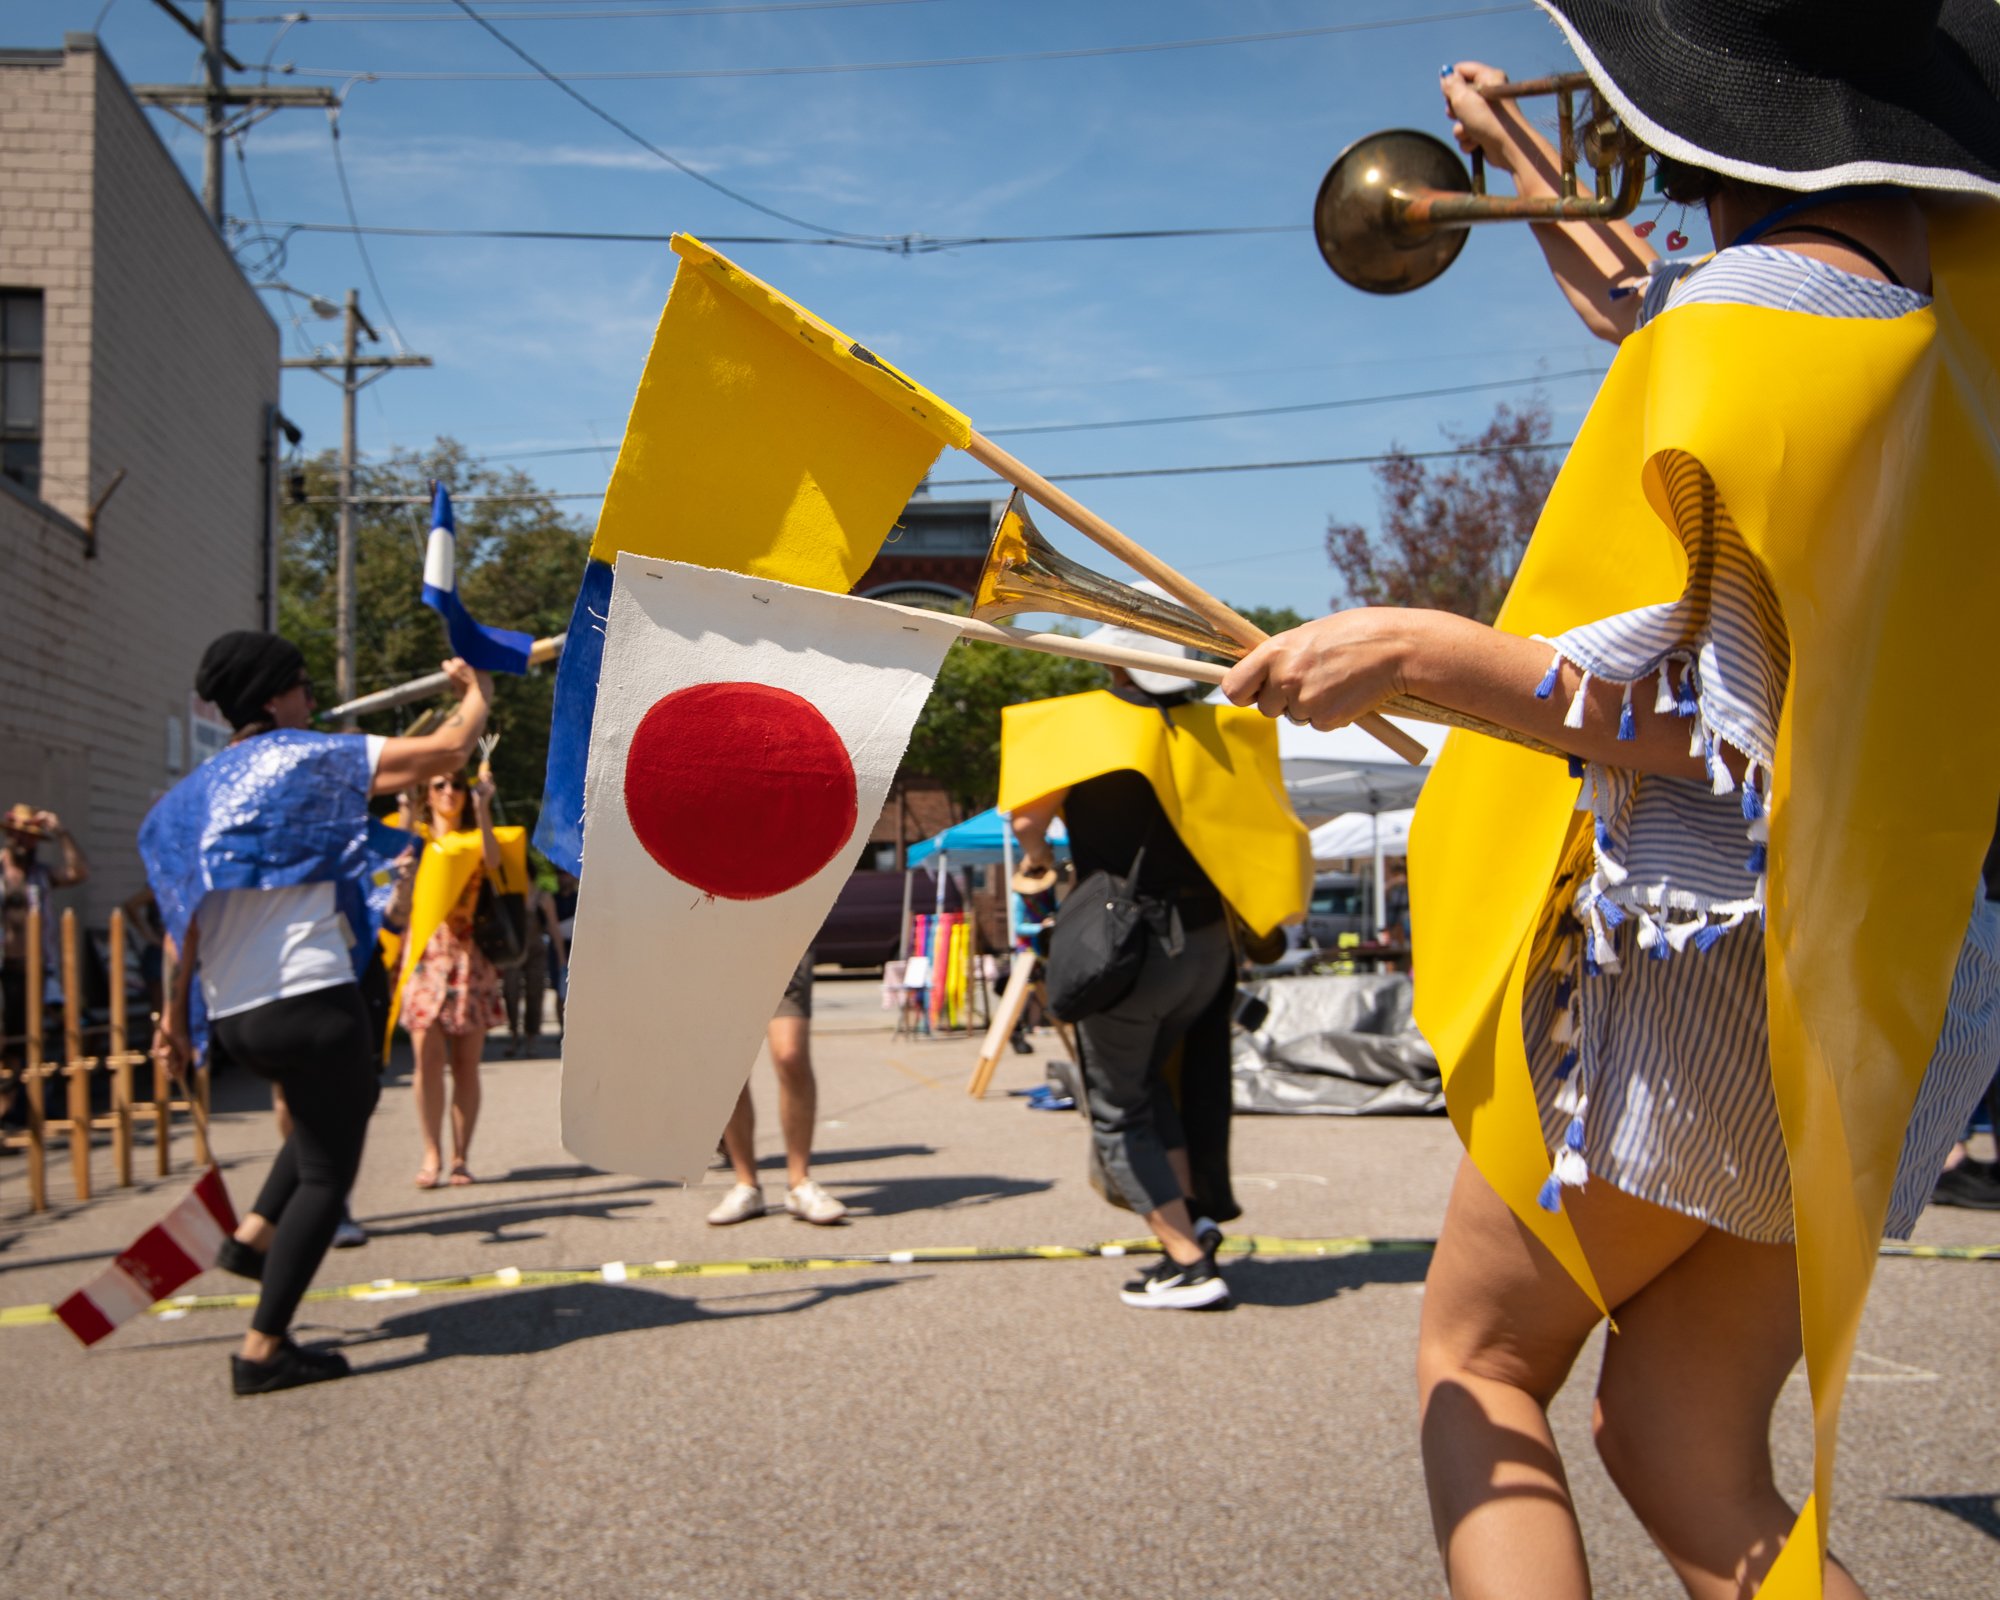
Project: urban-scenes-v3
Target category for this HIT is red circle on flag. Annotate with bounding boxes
[622,682,858,901]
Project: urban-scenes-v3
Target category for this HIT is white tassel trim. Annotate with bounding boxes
[1551,1147,1590,1188]
[1563,669,1592,730]
[1654,661,1676,714]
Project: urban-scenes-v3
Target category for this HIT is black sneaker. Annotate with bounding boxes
[215,1236,266,1282]
[1931,1159,2000,1210]
[231,1339,352,1396]
[1192,1216,1225,1256]
[1119,1253,1232,1311]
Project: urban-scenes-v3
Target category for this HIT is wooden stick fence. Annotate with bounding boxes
[1,906,208,1213]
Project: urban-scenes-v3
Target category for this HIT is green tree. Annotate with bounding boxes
[1236,604,1310,637]
[279,440,586,831]
[903,632,1108,817]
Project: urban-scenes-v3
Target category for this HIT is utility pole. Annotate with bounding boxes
[132,0,339,227]
[282,295,432,722]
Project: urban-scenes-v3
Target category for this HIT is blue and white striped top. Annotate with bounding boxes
[1518,244,2000,1243]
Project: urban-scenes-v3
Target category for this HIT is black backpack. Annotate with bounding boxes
[1043,833,1154,1023]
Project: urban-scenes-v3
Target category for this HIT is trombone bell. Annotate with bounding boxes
[1316,71,1645,294]
[973,494,1244,660]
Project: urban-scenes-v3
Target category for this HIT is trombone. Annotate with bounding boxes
[1315,71,1645,293]
[970,496,1564,760]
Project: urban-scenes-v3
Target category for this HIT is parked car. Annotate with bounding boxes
[812,864,960,969]
[1303,870,1367,949]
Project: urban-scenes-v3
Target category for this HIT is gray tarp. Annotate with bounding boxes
[1232,971,1444,1115]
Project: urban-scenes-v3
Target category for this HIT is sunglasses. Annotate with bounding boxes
[428,777,468,793]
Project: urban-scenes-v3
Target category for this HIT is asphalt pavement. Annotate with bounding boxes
[1,974,1994,1599]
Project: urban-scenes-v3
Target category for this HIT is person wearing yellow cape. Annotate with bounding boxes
[1004,605,1312,1312]
[1226,4,2000,1595]
[388,770,530,1189]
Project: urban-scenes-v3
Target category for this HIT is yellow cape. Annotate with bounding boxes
[382,824,529,1040]
[997,690,1310,938]
[1409,202,2000,1596]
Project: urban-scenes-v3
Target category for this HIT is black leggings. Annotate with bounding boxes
[212,985,381,1337]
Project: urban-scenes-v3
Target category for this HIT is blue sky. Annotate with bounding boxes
[19,0,1614,614]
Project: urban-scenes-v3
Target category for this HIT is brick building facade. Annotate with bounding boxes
[0,35,281,925]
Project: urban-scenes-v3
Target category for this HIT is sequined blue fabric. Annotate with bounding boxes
[138,730,409,971]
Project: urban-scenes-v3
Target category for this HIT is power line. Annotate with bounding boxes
[298,439,1572,505]
[452,369,1599,464]
[282,8,1535,79]
[982,370,1603,438]
[325,104,410,350]
[241,218,1311,253]
[441,0,891,241]
[928,439,1572,487]
[231,0,957,20]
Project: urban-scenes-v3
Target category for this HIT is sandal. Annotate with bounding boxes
[447,1160,476,1187]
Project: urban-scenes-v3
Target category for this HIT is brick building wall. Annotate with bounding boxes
[0,36,278,927]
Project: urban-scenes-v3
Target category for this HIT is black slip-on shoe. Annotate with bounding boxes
[1119,1253,1233,1311]
[215,1236,266,1283]
[231,1340,352,1396]
[1931,1159,2000,1210]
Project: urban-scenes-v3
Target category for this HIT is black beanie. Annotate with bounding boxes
[195,631,306,729]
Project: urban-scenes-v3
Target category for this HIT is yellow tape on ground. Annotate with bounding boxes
[1,1234,1987,1332]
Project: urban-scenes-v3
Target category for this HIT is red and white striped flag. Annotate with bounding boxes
[56,1166,238,1346]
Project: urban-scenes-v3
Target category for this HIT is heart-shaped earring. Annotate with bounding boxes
[1666,229,1689,250]
[1633,220,1657,238]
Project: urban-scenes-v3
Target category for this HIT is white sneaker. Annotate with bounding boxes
[784,1178,847,1225]
[705,1183,766,1225]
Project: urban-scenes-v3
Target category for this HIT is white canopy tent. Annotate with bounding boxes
[1310,806,1415,865]
[1278,717,1441,931]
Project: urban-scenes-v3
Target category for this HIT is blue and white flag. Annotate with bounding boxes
[421,482,534,674]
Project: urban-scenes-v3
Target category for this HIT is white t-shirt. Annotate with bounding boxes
[198,735,387,1019]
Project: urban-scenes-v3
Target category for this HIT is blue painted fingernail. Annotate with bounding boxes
[1441,64,1452,77]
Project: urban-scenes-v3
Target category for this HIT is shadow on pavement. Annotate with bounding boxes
[756,1144,935,1170]
[1899,1493,2000,1543]
[365,1195,658,1245]
[1223,1250,1431,1309]
[347,1277,904,1371]
[831,1174,1054,1217]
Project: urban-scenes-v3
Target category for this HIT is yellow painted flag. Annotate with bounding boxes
[539,235,973,872]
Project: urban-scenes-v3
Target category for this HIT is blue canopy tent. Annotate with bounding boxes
[905,807,1069,945]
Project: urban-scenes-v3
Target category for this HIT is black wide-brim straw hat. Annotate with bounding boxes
[1534,1,2000,199]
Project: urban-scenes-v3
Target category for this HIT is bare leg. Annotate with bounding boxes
[1593,1229,1867,1599]
[1149,1149,1204,1264]
[446,1026,482,1177]
[1417,1157,1706,1599]
[767,1016,815,1189]
[721,1084,758,1188]
[410,1025,447,1184]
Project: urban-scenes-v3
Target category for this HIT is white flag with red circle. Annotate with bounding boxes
[561,555,961,1181]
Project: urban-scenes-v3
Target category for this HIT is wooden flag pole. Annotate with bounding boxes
[963,431,1429,767]
[61,909,89,1202]
[320,633,565,723]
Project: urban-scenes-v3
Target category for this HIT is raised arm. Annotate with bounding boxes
[470,775,503,876]
[1442,62,1658,344]
[372,660,493,796]
[1009,790,1069,868]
